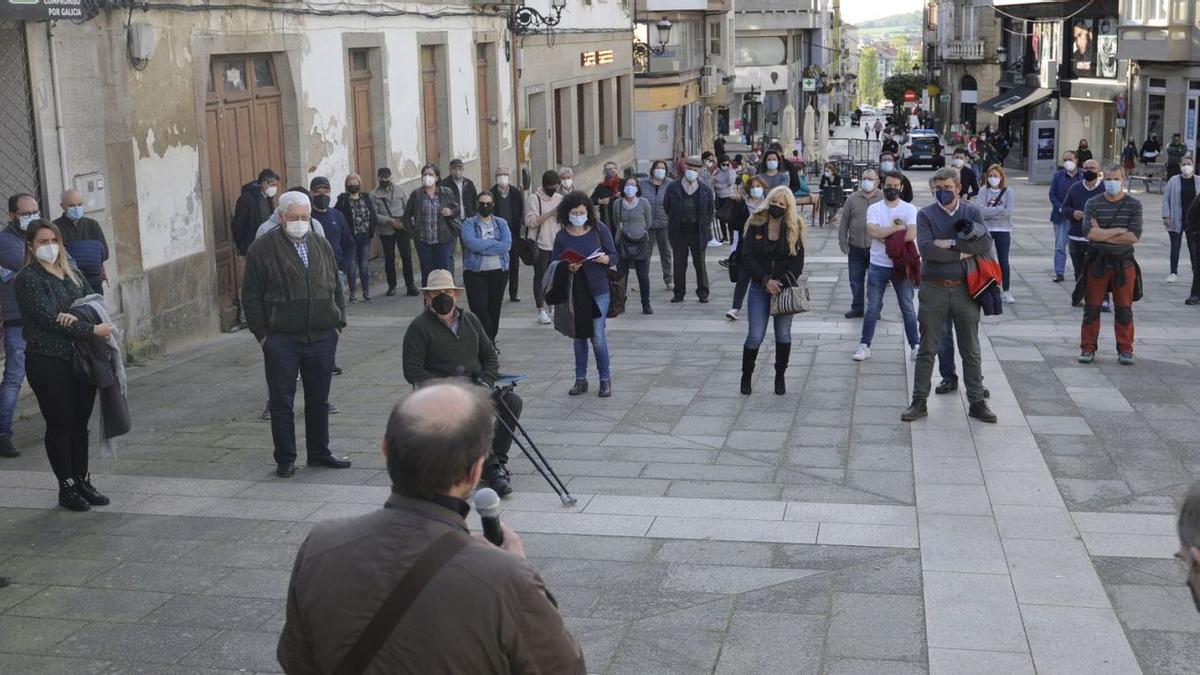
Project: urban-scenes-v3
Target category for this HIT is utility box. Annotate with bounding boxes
[74,173,107,212]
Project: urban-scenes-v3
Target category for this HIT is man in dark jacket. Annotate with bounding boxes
[952,148,979,199]
[490,166,525,302]
[663,156,716,303]
[242,191,350,478]
[231,168,279,255]
[402,270,521,497]
[54,189,108,294]
[277,381,584,674]
[308,177,353,275]
[442,158,478,221]
[0,194,36,458]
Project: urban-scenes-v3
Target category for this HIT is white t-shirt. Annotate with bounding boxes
[478,219,502,271]
[866,200,918,268]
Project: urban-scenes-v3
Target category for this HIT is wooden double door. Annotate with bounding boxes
[204,54,286,328]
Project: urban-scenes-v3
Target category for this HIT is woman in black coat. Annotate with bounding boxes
[335,173,378,302]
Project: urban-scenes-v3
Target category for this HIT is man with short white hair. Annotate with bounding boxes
[557,166,575,194]
[243,192,350,478]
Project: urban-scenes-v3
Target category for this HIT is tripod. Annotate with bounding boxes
[491,375,577,507]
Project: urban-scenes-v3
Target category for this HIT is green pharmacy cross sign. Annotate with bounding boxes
[3,0,86,21]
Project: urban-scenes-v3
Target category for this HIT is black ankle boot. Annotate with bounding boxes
[774,342,792,395]
[741,347,759,395]
[74,475,110,506]
[568,379,588,396]
[58,480,90,512]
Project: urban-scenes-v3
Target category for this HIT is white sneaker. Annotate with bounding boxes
[852,344,871,361]
[707,238,724,247]
[1167,273,1178,283]
[726,308,739,320]
[537,309,551,324]
[1002,291,1015,304]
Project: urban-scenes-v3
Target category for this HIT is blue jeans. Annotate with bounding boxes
[0,325,25,438]
[938,316,957,380]
[574,293,611,380]
[744,282,794,349]
[348,234,371,296]
[1052,221,1070,276]
[847,245,870,313]
[415,241,455,285]
[992,231,1011,291]
[860,264,919,348]
[263,329,338,465]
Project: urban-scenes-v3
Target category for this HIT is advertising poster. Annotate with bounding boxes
[1072,19,1095,78]
[1037,127,1056,160]
[1096,18,1118,78]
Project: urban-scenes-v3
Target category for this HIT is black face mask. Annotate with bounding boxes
[1082,170,1098,182]
[311,194,331,211]
[347,185,361,195]
[543,184,558,196]
[477,204,493,217]
[378,180,390,190]
[883,187,901,202]
[768,204,787,219]
[430,293,454,315]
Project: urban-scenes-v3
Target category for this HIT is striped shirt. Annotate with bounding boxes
[1082,193,1142,255]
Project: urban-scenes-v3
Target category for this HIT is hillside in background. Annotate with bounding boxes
[854,11,921,37]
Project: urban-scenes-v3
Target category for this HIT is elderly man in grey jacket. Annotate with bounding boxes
[279,382,584,674]
[838,168,883,318]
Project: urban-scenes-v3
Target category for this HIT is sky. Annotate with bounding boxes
[840,0,924,27]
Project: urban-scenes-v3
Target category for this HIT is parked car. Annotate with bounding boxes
[902,129,945,169]
[859,105,877,118]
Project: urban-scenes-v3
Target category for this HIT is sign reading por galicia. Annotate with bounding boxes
[2,0,85,20]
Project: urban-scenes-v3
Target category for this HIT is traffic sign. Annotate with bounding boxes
[903,89,918,103]
[1115,94,1127,118]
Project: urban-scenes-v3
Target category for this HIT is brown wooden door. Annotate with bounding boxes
[350,49,374,180]
[204,54,286,328]
[475,45,491,183]
[421,46,440,167]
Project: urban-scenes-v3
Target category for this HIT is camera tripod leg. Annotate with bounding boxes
[494,387,577,506]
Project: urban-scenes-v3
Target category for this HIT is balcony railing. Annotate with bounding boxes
[942,40,985,61]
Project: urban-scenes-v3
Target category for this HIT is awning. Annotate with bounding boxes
[978,86,1055,116]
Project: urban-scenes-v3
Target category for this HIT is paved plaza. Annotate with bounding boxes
[1,167,1199,673]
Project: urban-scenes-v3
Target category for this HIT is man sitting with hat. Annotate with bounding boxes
[402,269,522,496]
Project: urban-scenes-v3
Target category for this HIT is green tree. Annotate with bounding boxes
[894,49,916,78]
[857,47,881,108]
[882,73,924,110]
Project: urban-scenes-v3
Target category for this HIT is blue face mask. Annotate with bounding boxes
[653,168,666,180]
[66,206,85,220]
[623,185,638,197]
[935,189,956,206]
[766,160,779,171]
[1104,180,1122,196]
[685,169,698,182]
[568,213,588,227]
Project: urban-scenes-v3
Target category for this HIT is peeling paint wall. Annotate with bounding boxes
[134,129,206,269]
[299,29,352,180]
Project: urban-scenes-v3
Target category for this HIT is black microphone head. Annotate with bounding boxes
[474,487,501,518]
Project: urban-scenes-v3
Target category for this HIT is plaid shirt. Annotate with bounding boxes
[292,237,309,267]
[417,190,441,244]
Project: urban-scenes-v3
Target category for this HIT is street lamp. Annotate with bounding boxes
[655,17,672,52]
[912,64,921,77]
[634,16,673,61]
[996,45,1008,66]
[509,0,567,35]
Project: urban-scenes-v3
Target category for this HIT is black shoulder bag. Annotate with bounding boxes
[334,531,469,675]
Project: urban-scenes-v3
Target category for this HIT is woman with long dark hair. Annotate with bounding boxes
[552,192,619,397]
[14,219,115,511]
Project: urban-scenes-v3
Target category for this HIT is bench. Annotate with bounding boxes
[1128,169,1164,194]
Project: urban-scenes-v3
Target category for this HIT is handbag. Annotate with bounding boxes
[618,232,648,260]
[768,272,812,316]
[335,531,469,675]
[513,236,536,266]
[591,229,625,318]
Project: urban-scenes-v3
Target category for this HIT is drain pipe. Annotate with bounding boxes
[47,21,70,191]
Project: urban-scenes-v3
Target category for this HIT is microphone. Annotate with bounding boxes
[473,487,504,546]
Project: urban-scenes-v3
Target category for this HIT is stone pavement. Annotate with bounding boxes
[1,166,1198,674]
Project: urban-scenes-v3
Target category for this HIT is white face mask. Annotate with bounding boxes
[879,161,894,173]
[17,213,39,230]
[560,178,574,190]
[264,186,278,198]
[653,168,666,180]
[34,243,59,264]
[952,158,965,168]
[1183,165,1195,177]
[423,175,437,187]
[859,179,876,193]
[285,220,311,239]
[988,176,1001,188]
[1062,160,1077,172]
[497,175,510,187]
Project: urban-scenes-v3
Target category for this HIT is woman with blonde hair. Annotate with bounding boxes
[979,163,1015,302]
[335,173,377,302]
[14,219,115,511]
[739,186,806,395]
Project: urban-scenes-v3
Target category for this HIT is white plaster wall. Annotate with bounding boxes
[134,130,206,269]
[300,28,353,182]
[523,0,631,31]
[447,31,480,161]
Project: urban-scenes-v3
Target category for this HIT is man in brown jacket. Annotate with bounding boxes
[277,381,584,674]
